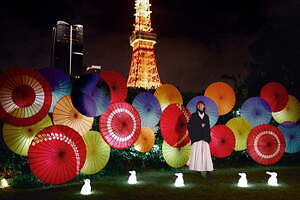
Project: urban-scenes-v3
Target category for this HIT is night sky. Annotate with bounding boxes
[0,0,299,94]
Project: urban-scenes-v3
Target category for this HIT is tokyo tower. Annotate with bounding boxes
[127,0,162,89]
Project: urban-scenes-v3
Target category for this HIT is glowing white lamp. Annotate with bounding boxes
[237,173,248,187]
[174,173,185,187]
[0,178,9,188]
[266,171,278,186]
[128,170,137,184]
[80,179,92,195]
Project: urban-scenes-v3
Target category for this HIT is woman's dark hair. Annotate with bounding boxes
[196,101,205,107]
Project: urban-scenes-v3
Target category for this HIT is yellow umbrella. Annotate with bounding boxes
[53,96,94,136]
[154,84,183,111]
[226,117,252,151]
[80,131,111,175]
[162,140,191,168]
[272,95,300,123]
[204,82,236,115]
[2,115,52,156]
[134,127,155,153]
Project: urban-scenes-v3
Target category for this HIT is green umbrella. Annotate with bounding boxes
[80,131,111,175]
[2,115,52,156]
[162,140,191,168]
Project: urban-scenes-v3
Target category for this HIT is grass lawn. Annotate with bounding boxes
[0,166,299,200]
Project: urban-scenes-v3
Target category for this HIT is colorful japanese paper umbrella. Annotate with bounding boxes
[278,122,300,153]
[71,73,110,117]
[99,102,141,149]
[132,92,161,132]
[154,84,183,111]
[0,67,52,126]
[240,97,272,127]
[28,125,86,185]
[186,96,219,127]
[272,95,300,123]
[247,124,285,165]
[209,125,236,158]
[39,67,72,112]
[162,140,191,168]
[134,127,155,153]
[53,96,94,136]
[80,130,111,175]
[2,115,52,156]
[260,82,288,112]
[160,104,191,148]
[226,117,252,151]
[204,82,236,115]
[100,70,127,103]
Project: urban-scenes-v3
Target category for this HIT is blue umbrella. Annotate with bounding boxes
[132,92,161,132]
[71,74,110,117]
[186,96,219,127]
[39,67,72,112]
[278,122,300,153]
[240,97,272,127]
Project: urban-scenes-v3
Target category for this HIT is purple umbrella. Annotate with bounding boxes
[71,74,110,117]
[132,92,161,132]
[39,67,72,112]
[278,122,300,153]
[186,96,219,127]
[240,97,272,127]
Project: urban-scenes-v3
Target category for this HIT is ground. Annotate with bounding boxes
[0,166,299,200]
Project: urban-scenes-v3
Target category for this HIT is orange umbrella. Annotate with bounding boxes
[272,95,300,123]
[154,84,183,111]
[133,127,155,153]
[226,117,252,151]
[204,82,236,115]
[53,96,94,136]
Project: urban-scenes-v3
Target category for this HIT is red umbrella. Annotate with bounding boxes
[210,125,236,158]
[100,70,128,103]
[0,67,52,126]
[260,82,288,112]
[99,102,141,149]
[160,104,191,148]
[28,125,86,185]
[247,124,285,165]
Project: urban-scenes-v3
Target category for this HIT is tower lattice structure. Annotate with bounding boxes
[127,0,162,89]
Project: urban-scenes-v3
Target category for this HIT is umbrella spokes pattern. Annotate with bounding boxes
[278,122,300,153]
[0,67,52,126]
[160,104,191,148]
[209,125,235,158]
[204,82,236,115]
[28,125,86,185]
[260,82,288,112]
[100,70,128,103]
[247,124,285,165]
[39,67,72,113]
[132,92,161,132]
[53,96,94,136]
[99,102,141,149]
[134,127,156,153]
[2,115,52,156]
[71,73,110,117]
[272,95,300,123]
[154,84,183,111]
[186,95,219,127]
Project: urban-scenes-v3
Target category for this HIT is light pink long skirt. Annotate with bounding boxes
[187,141,214,171]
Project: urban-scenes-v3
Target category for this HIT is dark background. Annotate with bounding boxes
[0,0,299,96]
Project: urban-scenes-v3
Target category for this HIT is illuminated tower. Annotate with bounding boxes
[127,0,162,89]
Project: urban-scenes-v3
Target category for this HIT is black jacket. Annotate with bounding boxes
[187,112,211,144]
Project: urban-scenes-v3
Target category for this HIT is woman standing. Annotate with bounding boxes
[187,101,213,177]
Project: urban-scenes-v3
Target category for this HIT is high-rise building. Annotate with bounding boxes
[127,0,162,89]
[50,21,84,77]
